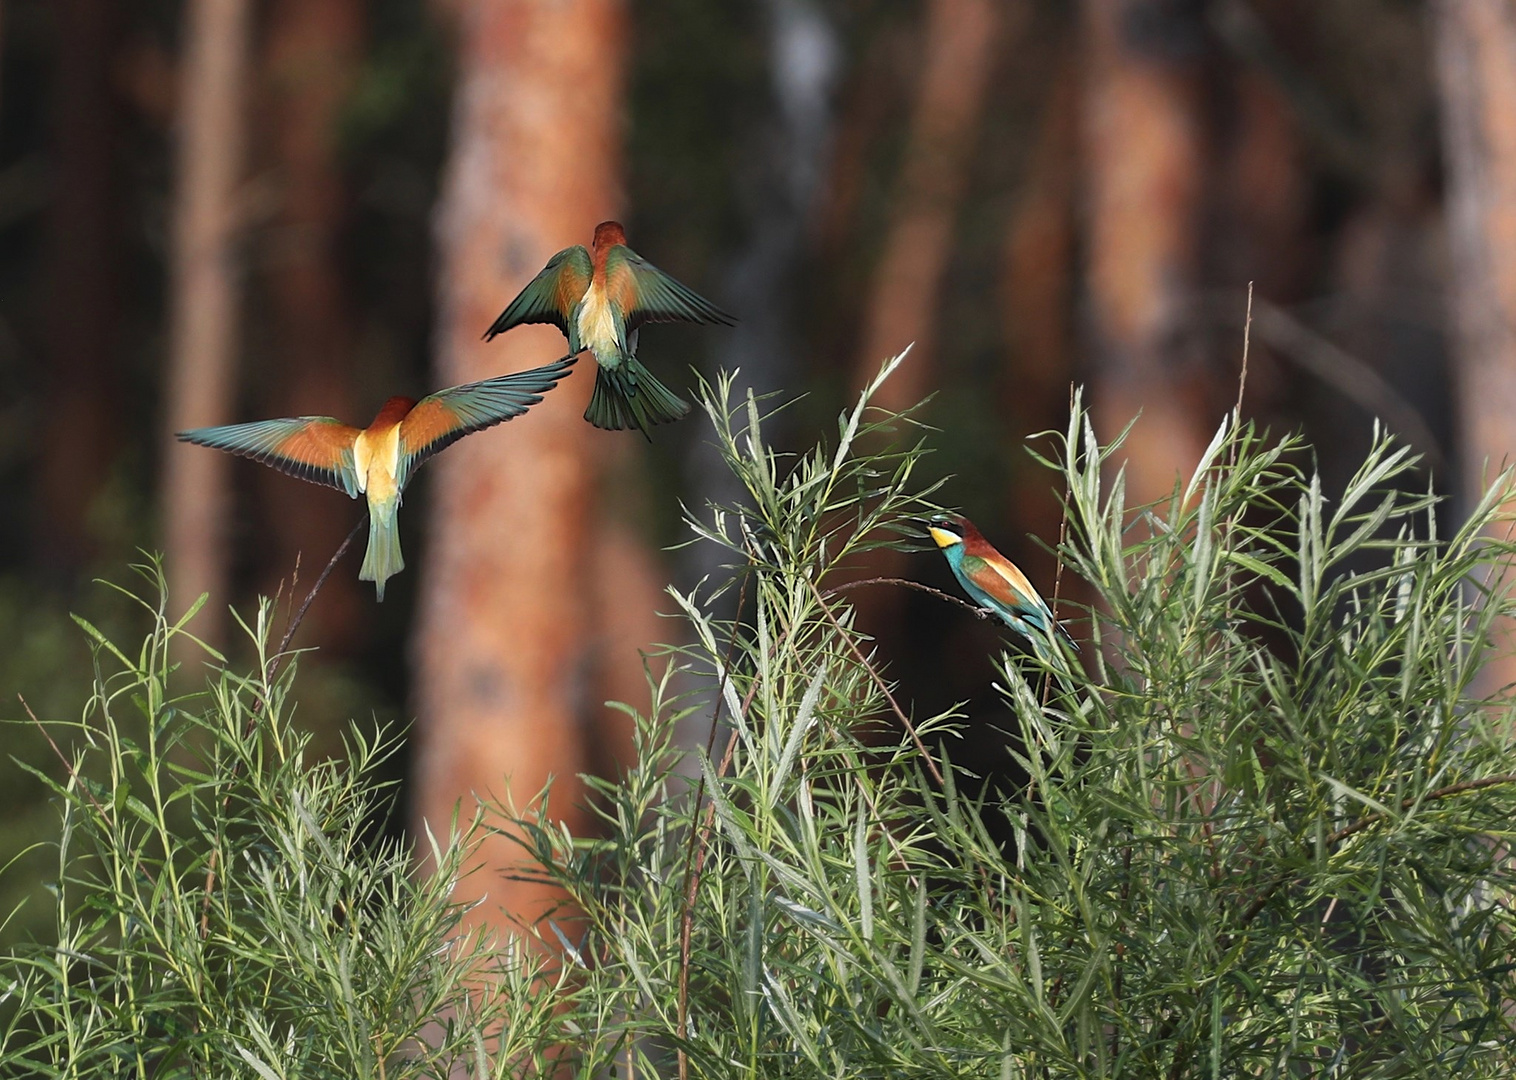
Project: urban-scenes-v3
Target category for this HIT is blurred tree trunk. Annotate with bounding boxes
[36,0,120,576]
[855,0,1002,412]
[684,0,838,591]
[847,0,1002,641]
[414,0,626,932]
[257,0,364,650]
[1431,0,1516,690]
[588,450,671,778]
[162,0,251,639]
[1001,54,1079,591]
[1082,0,1213,507]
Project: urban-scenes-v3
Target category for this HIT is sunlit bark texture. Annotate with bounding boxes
[1432,0,1516,690]
[162,0,251,640]
[414,0,625,931]
[856,0,1001,412]
[37,0,120,575]
[257,0,364,650]
[1083,0,1212,507]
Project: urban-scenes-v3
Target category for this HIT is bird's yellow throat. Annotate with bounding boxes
[928,526,962,549]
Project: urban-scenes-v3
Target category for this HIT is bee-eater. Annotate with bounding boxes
[176,356,576,601]
[926,513,1075,657]
[483,220,735,438]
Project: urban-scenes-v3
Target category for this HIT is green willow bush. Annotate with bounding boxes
[5,352,1516,1077]
[519,357,1516,1078]
[0,577,572,1077]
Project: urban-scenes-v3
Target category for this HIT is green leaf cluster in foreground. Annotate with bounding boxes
[6,357,1516,1076]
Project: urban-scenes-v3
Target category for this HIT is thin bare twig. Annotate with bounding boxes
[21,694,110,822]
[266,520,363,690]
[1234,282,1254,437]
[1196,290,1443,469]
[826,576,993,619]
[805,577,944,787]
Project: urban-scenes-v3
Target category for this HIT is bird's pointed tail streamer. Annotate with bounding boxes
[359,500,404,601]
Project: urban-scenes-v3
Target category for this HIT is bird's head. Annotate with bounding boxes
[592,220,628,250]
[372,396,418,428]
[926,512,969,551]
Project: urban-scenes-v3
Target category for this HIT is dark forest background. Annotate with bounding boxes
[2,0,1512,944]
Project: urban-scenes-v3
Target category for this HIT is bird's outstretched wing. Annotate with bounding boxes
[483,246,593,341]
[397,355,577,485]
[608,246,736,332]
[177,418,361,496]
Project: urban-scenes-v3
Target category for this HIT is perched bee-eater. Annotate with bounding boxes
[176,356,576,601]
[483,220,735,438]
[926,513,1075,657]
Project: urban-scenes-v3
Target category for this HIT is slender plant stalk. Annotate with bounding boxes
[806,576,945,787]
[199,514,363,936]
[676,569,752,1080]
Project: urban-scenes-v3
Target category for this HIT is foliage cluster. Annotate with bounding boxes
[5,356,1516,1076]
[0,584,569,1077]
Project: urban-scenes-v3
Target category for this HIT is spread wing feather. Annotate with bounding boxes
[483,246,592,342]
[397,355,577,485]
[610,247,736,331]
[176,418,361,496]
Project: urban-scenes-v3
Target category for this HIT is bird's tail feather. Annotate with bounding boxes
[584,355,690,439]
[359,499,404,602]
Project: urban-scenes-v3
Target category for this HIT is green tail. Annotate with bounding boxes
[584,355,691,439]
[359,499,404,602]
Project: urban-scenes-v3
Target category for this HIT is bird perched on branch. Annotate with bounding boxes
[176,356,576,601]
[483,220,735,438]
[926,513,1075,659]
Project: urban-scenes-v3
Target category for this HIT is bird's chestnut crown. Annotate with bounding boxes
[592,220,628,249]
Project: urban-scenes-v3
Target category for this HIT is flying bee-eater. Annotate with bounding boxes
[176,356,576,601]
[483,220,735,438]
[927,513,1076,658]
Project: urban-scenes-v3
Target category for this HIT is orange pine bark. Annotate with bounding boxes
[1432,0,1516,693]
[413,0,627,933]
[1083,0,1213,507]
[856,0,1003,411]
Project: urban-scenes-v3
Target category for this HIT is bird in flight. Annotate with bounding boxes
[483,220,734,438]
[926,512,1076,659]
[176,356,576,601]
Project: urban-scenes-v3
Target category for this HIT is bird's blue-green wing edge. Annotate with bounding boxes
[397,355,578,486]
[620,250,736,330]
[176,417,360,497]
[482,245,592,341]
